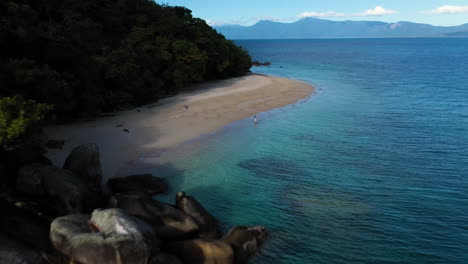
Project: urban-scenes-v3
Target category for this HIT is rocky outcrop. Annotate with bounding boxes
[110,193,200,240]
[176,192,220,239]
[0,234,46,264]
[251,61,271,67]
[63,143,102,188]
[108,174,168,195]
[223,226,268,263]
[2,141,267,264]
[165,239,235,264]
[50,209,157,264]
[0,145,51,186]
[148,253,183,264]
[0,211,52,252]
[16,164,95,215]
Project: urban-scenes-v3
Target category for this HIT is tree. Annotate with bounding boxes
[0,96,51,148]
[0,0,252,118]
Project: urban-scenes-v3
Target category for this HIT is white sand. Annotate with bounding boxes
[45,74,314,181]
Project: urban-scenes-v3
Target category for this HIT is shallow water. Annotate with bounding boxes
[133,38,468,263]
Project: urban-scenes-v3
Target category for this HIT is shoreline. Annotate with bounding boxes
[45,74,314,181]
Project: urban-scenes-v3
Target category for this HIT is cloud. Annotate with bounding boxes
[360,6,397,16]
[212,6,398,26]
[297,6,397,19]
[206,19,225,26]
[299,11,345,18]
[251,15,288,22]
[428,5,468,14]
[207,15,292,26]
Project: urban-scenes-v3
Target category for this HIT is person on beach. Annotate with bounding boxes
[254,115,258,124]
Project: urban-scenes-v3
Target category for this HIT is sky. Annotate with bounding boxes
[159,0,468,27]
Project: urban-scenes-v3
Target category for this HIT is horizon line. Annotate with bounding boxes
[213,17,468,28]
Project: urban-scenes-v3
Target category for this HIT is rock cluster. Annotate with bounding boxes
[251,61,271,67]
[0,143,267,264]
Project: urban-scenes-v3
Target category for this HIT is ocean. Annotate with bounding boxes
[143,38,468,263]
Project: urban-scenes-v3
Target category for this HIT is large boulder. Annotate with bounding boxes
[148,253,183,264]
[176,192,220,239]
[0,145,51,187]
[0,234,47,264]
[107,174,168,195]
[63,143,103,188]
[223,226,268,263]
[50,209,158,264]
[16,163,46,196]
[0,162,6,183]
[110,193,200,240]
[0,212,52,252]
[16,164,94,215]
[165,239,234,264]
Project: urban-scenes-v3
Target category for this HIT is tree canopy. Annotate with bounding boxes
[0,0,251,119]
[0,96,51,147]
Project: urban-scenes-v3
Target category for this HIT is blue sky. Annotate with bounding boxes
[160,0,468,26]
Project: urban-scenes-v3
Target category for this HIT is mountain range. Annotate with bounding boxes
[215,18,468,39]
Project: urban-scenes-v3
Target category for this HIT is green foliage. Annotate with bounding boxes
[0,96,52,147]
[0,0,251,118]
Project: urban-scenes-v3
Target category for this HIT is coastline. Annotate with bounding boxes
[45,74,314,181]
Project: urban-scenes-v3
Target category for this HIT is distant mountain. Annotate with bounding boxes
[445,30,468,37]
[215,18,468,39]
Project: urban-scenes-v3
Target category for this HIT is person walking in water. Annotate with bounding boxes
[254,115,258,124]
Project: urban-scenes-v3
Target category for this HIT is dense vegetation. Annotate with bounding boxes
[0,0,251,122]
[0,96,51,147]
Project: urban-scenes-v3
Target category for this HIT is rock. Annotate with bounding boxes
[63,143,103,188]
[49,214,90,256]
[176,192,220,239]
[1,215,52,252]
[110,193,200,240]
[108,174,168,195]
[251,61,271,67]
[165,239,234,264]
[223,226,268,263]
[17,164,94,215]
[46,139,65,149]
[90,208,157,245]
[0,199,53,252]
[251,61,261,66]
[0,162,6,180]
[0,234,47,264]
[50,209,158,264]
[16,164,46,196]
[148,252,183,264]
[0,145,51,186]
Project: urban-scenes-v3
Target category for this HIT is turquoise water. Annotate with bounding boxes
[142,38,468,263]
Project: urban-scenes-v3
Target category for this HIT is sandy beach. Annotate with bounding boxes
[45,74,314,181]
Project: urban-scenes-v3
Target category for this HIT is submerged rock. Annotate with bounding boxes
[50,209,157,264]
[110,193,199,240]
[63,143,103,188]
[107,174,168,195]
[223,226,268,263]
[165,239,234,264]
[176,192,220,239]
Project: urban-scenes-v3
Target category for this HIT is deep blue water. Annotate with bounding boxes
[144,38,468,263]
